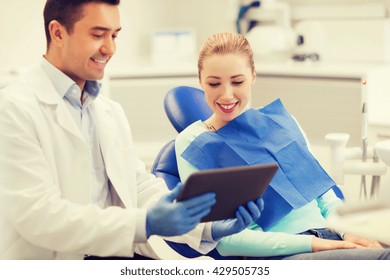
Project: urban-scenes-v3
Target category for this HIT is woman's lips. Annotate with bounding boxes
[217,102,239,113]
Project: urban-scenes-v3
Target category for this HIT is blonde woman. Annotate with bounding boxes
[175,32,390,260]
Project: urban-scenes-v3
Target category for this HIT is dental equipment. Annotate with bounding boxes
[361,100,368,198]
[325,78,388,200]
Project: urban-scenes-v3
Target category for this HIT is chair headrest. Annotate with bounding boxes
[164,86,212,133]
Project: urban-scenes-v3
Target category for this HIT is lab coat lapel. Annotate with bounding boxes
[94,99,134,207]
[54,105,86,142]
[22,65,91,203]
[26,65,85,142]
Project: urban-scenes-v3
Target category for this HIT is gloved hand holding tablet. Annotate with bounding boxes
[177,163,278,222]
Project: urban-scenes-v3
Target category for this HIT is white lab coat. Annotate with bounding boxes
[0,65,207,260]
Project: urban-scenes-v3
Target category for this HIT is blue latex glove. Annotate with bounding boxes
[211,197,264,241]
[146,183,216,238]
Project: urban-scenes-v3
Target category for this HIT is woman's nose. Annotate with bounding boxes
[221,86,234,99]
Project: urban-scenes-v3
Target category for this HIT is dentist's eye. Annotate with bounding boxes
[92,33,104,39]
[208,83,220,87]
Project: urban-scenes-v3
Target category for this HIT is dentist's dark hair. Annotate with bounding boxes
[44,0,120,48]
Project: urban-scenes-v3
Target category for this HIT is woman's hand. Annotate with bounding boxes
[211,198,264,240]
[342,233,383,248]
[311,237,362,252]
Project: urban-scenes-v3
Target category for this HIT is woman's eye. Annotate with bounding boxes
[232,81,244,85]
[208,83,220,87]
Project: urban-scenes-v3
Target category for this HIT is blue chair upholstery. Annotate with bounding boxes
[164,86,212,133]
[150,139,180,190]
[152,86,212,190]
[151,86,224,258]
[332,185,344,200]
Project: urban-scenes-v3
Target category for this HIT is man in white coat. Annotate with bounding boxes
[0,0,263,260]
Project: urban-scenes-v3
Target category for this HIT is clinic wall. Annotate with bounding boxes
[0,0,176,71]
[0,0,235,72]
[108,0,237,68]
[288,0,390,9]
[0,0,47,72]
[2,0,390,71]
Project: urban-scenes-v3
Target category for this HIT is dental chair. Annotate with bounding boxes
[151,86,345,259]
[164,86,213,134]
[152,86,240,259]
[151,86,212,190]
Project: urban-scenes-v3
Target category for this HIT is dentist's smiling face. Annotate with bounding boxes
[49,3,121,89]
[199,53,255,128]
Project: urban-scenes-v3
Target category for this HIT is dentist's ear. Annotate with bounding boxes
[49,20,65,47]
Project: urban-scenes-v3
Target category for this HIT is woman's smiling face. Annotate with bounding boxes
[200,53,255,127]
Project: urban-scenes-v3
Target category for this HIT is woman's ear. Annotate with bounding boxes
[199,78,205,89]
[252,72,257,85]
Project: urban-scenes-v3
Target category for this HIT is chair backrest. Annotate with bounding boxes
[152,86,212,189]
[150,139,180,189]
[151,86,222,258]
[164,86,212,133]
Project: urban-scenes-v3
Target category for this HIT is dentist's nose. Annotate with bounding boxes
[101,38,116,56]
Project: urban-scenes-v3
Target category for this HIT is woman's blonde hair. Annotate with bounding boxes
[198,32,255,79]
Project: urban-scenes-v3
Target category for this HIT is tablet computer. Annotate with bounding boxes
[177,163,278,222]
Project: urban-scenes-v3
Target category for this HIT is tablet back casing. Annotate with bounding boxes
[177,163,278,222]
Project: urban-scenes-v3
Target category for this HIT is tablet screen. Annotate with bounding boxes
[177,163,278,222]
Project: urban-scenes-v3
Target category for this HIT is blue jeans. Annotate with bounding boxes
[298,228,342,240]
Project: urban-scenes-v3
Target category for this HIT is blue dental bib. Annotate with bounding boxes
[181,99,336,230]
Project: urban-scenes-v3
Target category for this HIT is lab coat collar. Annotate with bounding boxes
[21,65,132,207]
[23,63,62,105]
[23,64,86,143]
